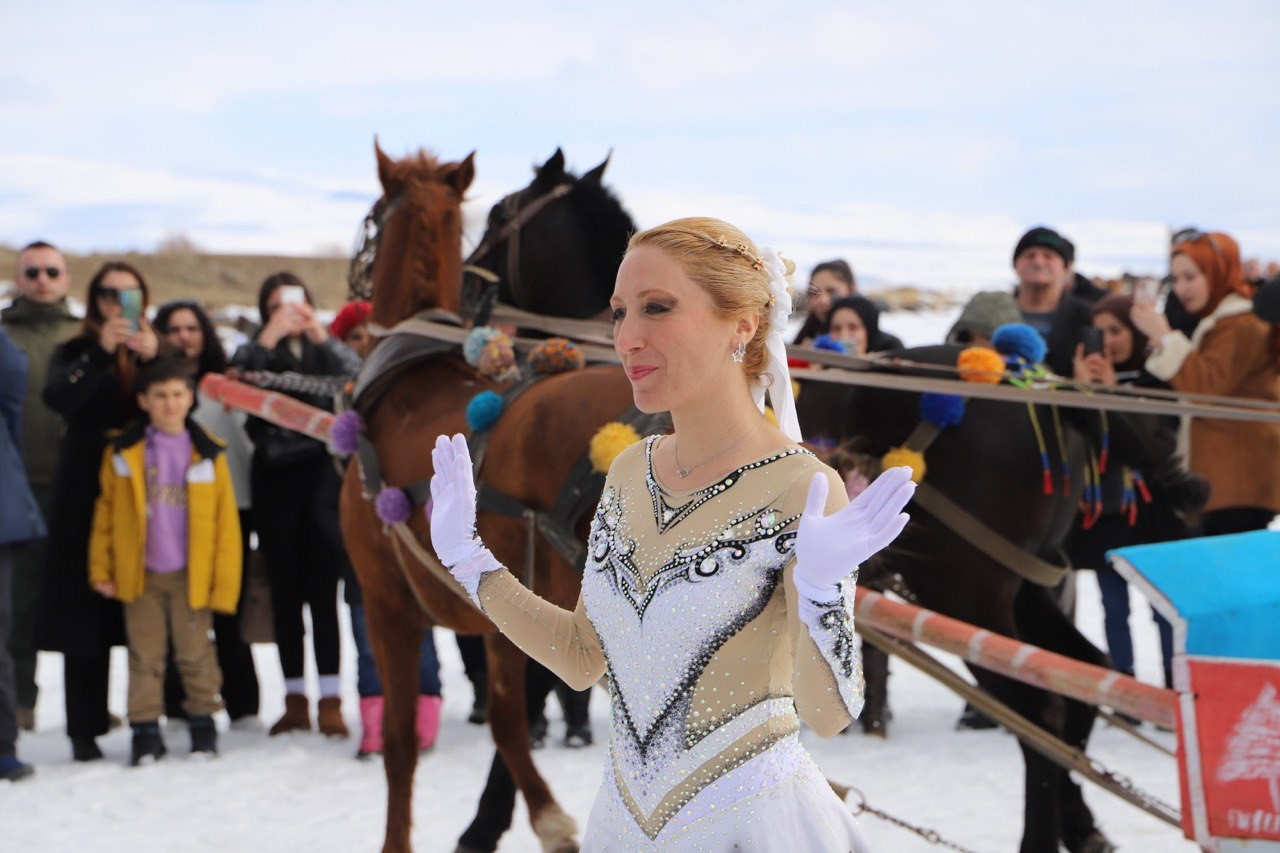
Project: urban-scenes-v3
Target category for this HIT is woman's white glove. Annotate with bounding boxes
[792,466,915,601]
[428,434,501,601]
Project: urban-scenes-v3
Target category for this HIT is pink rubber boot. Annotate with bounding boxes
[357,696,384,759]
[416,695,443,752]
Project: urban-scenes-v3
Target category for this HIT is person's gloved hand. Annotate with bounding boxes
[428,434,486,568]
[793,466,915,601]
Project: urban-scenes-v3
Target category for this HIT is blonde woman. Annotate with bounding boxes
[430,218,913,849]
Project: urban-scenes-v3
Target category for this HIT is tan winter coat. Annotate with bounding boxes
[1147,294,1280,514]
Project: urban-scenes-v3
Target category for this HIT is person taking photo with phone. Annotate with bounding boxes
[40,261,156,761]
[231,273,359,738]
[1131,229,1280,537]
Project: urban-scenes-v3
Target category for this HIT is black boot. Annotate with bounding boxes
[955,703,998,731]
[468,675,489,726]
[190,716,218,756]
[130,722,167,766]
[71,736,103,762]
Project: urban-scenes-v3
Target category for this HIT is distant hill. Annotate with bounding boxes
[0,246,352,311]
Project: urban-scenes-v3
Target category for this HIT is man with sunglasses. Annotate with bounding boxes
[1,241,80,733]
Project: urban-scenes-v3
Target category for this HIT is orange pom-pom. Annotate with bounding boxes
[957,347,1005,384]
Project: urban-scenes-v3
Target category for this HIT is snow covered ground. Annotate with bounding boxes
[6,572,1192,852]
[2,307,1197,851]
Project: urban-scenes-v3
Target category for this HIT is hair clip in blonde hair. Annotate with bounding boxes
[711,234,764,270]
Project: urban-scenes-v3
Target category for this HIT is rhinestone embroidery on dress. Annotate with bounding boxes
[644,435,812,535]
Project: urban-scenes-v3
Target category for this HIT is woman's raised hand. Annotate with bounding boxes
[428,433,484,567]
[792,466,914,601]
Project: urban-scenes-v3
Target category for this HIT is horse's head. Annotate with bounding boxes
[466,148,636,319]
[361,141,475,330]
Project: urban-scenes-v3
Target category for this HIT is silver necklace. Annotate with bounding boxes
[674,416,766,479]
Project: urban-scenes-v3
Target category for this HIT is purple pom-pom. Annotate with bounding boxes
[991,323,1047,366]
[812,334,847,354]
[375,487,412,525]
[330,410,364,456]
[920,393,966,428]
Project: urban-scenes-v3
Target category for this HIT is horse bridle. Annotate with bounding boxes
[349,180,574,312]
[464,182,574,309]
[347,191,406,301]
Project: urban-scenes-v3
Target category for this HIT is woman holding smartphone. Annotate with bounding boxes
[1132,230,1280,536]
[40,261,156,761]
[231,273,359,738]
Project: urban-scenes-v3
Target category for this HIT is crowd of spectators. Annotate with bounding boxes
[1,226,1277,779]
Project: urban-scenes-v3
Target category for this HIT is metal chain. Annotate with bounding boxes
[1087,757,1181,823]
[234,370,350,399]
[843,784,983,853]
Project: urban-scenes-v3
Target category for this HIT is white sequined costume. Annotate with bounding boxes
[474,436,870,851]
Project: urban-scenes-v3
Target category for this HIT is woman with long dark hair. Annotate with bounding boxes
[231,273,358,737]
[40,261,156,761]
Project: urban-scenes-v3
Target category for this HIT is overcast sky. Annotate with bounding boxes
[4,1,1278,291]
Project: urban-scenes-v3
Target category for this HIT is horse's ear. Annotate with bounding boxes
[375,138,396,192]
[534,148,566,187]
[446,152,476,197]
[582,151,611,185]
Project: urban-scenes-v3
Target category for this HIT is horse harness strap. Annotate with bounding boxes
[464,182,574,308]
[910,482,1070,587]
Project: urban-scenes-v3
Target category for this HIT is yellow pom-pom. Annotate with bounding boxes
[957,347,1005,385]
[881,447,926,483]
[763,406,778,427]
[589,422,643,474]
[791,379,802,400]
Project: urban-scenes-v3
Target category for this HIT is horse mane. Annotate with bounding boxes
[566,173,637,283]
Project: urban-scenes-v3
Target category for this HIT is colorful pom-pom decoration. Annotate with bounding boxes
[463,326,504,367]
[882,447,926,483]
[791,379,802,400]
[811,334,847,354]
[375,487,413,525]
[589,422,642,474]
[992,323,1047,367]
[330,410,364,456]
[763,406,778,427]
[957,347,1005,384]
[466,391,505,432]
[530,337,586,375]
[920,393,966,429]
[476,336,517,381]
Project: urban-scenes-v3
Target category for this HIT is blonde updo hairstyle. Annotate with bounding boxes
[626,217,794,386]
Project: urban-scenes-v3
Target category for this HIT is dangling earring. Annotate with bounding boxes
[731,341,746,364]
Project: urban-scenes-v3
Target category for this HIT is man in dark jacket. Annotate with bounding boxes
[0,241,79,732]
[1254,273,1280,323]
[1011,226,1093,377]
[0,326,44,780]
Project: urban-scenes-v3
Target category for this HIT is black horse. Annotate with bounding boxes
[465,148,633,321]
[802,348,1156,853]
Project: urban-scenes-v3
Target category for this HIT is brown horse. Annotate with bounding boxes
[339,144,639,852]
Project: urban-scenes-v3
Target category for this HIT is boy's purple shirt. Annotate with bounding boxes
[144,427,190,572]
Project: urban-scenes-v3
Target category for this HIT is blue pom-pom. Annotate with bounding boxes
[463,326,501,367]
[920,393,966,428]
[812,334,847,353]
[466,391,505,432]
[375,487,412,525]
[330,410,364,456]
[991,323,1047,366]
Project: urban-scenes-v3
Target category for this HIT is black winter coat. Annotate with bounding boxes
[37,337,138,654]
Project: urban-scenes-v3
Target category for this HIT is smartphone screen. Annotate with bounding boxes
[1081,327,1105,356]
[119,289,143,333]
[279,285,306,307]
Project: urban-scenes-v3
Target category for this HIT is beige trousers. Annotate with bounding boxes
[124,569,223,723]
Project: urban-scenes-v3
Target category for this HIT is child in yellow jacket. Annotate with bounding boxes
[89,357,241,765]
